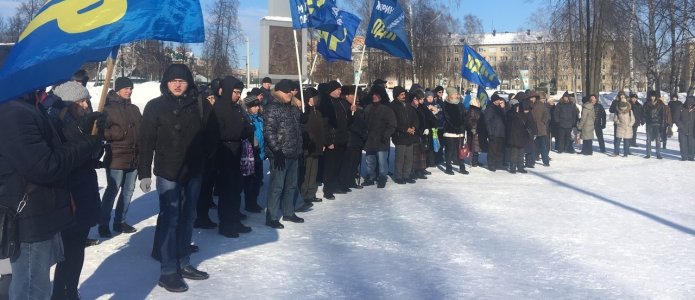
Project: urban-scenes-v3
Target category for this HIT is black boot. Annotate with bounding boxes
[518,165,528,174]
[509,163,517,174]
[472,153,479,167]
[444,164,455,175]
[179,265,209,280]
[377,176,387,188]
[459,164,469,175]
[158,273,188,293]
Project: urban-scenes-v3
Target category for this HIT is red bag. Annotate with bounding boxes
[458,138,470,160]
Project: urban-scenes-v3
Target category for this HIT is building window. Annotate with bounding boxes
[454,48,459,53]
[447,57,451,62]
[512,46,519,51]
[455,57,459,62]
[478,47,485,52]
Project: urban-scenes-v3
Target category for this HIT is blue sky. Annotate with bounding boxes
[1,0,542,68]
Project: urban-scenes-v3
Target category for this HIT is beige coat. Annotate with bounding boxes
[614,102,635,139]
[577,102,595,140]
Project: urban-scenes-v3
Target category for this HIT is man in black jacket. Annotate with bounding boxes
[554,92,578,153]
[591,94,607,153]
[643,90,666,159]
[138,64,215,292]
[363,86,396,188]
[676,96,695,160]
[319,81,352,199]
[265,80,305,229]
[485,94,506,171]
[299,88,326,203]
[0,92,101,299]
[629,93,644,146]
[390,86,418,183]
[213,76,254,238]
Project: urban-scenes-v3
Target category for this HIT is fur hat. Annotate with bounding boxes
[393,86,407,100]
[369,85,390,103]
[304,87,319,100]
[274,79,294,93]
[433,86,444,94]
[445,87,458,98]
[53,81,90,102]
[373,79,387,86]
[114,77,134,92]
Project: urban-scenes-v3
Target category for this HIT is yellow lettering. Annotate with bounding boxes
[19,0,127,42]
[307,0,327,15]
[319,28,348,51]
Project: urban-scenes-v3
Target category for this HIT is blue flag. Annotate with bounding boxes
[290,0,341,31]
[317,11,361,62]
[365,0,413,60]
[461,45,500,88]
[0,0,205,104]
[477,85,490,110]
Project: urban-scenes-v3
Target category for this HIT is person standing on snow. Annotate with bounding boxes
[614,99,636,157]
[675,96,695,161]
[643,90,667,159]
[577,96,596,155]
[592,94,607,153]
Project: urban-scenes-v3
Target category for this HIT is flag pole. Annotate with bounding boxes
[309,51,319,80]
[92,54,115,135]
[293,29,306,113]
[352,45,367,115]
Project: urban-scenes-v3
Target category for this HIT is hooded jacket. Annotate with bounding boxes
[103,90,142,170]
[214,76,253,156]
[138,64,217,182]
[364,86,397,151]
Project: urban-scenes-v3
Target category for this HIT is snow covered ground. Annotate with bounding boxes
[73,83,694,299]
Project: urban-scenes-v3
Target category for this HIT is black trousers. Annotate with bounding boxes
[216,145,243,230]
[53,226,90,298]
[323,144,349,194]
[581,139,593,155]
[595,127,605,152]
[557,127,574,153]
[345,147,362,187]
[488,137,505,169]
[242,157,263,210]
[444,136,462,167]
[197,156,218,221]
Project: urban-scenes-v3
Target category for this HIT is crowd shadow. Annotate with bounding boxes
[530,171,695,236]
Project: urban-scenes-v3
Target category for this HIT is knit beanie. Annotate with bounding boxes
[114,77,134,92]
[445,87,458,98]
[326,80,342,95]
[53,81,90,102]
[425,91,434,99]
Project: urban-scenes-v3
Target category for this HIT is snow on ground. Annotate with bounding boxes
[75,82,694,299]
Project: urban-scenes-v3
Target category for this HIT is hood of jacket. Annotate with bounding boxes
[369,85,391,104]
[159,64,196,97]
[220,76,245,104]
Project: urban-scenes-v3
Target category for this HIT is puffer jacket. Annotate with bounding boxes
[103,91,142,170]
[264,91,303,159]
[614,102,636,139]
[364,101,397,152]
[577,102,595,140]
[554,101,578,129]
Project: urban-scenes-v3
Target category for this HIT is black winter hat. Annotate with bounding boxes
[433,86,444,94]
[244,95,261,108]
[250,88,263,96]
[393,86,407,100]
[409,84,424,93]
[274,79,294,93]
[369,85,390,103]
[491,93,502,102]
[373,79,387,86]
[629,93,638,99]
[326,80,342,94]
[262,77,273,84]
[220,76,244,102]
[160,64,195,95]
[114,77,134,92]
[341,85,356,96]
[304,87,319,100]
[647,90,659,99]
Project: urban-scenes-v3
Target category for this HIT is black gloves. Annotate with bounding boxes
[273,151,285,171]
[79,112,106,135]
[84,135,106,160]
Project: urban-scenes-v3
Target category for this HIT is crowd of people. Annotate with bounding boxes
[1,62,694,299]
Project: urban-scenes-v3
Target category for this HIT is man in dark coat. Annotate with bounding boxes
[264,80,305,229]
[138,64,215,292]
[643,90,666,159]
[530,91,550,166]
[390,86,419,183]
[676,96,695,160]
[363,86,396,188]
[299,87,326,202]
[506,101,532,174]
[213,76,254,238]
[343,85,367,190]
[260,77,273,105]
[554,92,578,154]
[99,77,142,238]
[0,91,101,300]
[591,94,607,153]
[319,81,352,199]
[485,94,506,171]
[629,93,644,146]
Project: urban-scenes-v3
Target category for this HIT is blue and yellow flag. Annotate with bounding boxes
[317,11,360,62]
[365,0,413,60]
[477,85,490,110]
[461,45,500,88]
[290,0,341,32]
[0,0,205,104]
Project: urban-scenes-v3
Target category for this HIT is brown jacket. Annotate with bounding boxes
[103,91,142,169]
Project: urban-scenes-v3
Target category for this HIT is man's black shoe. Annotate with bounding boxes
[193,218,218,229]
[394,179,406,184]
[85,238,101,247]
[657,155,663,159]
[443,170,455,175]
[218,228,240,238]
[423,170,432,175]
[296,202,313,212]
[113,223,137,234]
[283,215,305,223]
[362,179,375,186]
[98,225,111,238]
[310,197,323,202]
[405,178,416,184]
[245,205,263,213]
[234,224,252,234]
[377,181,386,188]
[158,273,188,293]
[334,189,349,194]
[350,184,364,190]
[265,220,284,229]
[324,194,336,200]
[179,266,209,280]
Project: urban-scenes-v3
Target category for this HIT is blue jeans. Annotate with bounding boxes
[10,234,63,300]
[155,176,201,275]
[100,169,137,226]
[365,151,388,181]
[266,158,298,221]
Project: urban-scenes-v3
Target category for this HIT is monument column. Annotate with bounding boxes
[260,0,308,82]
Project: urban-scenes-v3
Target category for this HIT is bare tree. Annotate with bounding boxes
[202,0,242,79]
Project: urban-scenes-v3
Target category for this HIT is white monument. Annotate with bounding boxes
[260,0,308,82]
